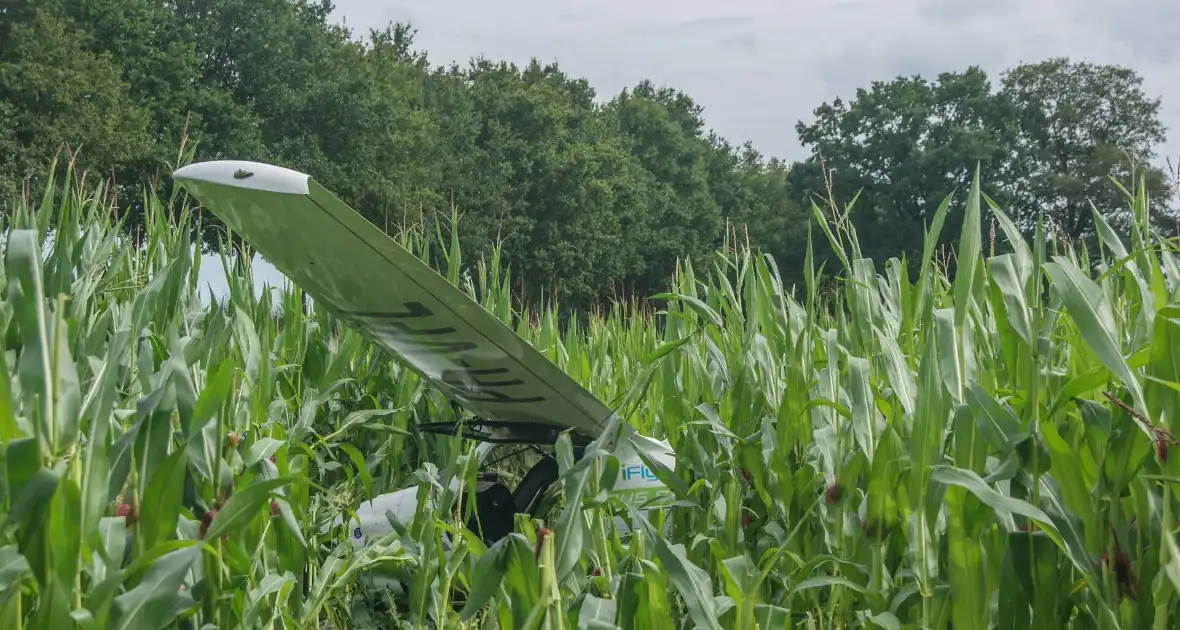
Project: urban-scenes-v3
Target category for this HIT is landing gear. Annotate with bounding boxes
[464,478,515,545]
[462,454,561,546]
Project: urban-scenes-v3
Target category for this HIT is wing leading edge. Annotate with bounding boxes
[172,160,615,440]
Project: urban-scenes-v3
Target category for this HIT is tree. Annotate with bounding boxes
[450,59,651,306]
[702,136,810,280]
[1,0,814,309]
[170,3,441,248]
[792,67,1013,265]
[603,81,725,294]
[792,59,1173,267]
[50,0,265,164]
[997,58,1172,236]
[0,3,153,204]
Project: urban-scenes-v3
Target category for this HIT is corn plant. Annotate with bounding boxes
[0,155,1178,629]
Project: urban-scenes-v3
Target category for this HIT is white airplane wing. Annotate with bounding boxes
[173,160,615,442]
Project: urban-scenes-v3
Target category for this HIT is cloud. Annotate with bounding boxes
[916,0,1021,22]
[327,0,1179,165]
[1072,0,1180,64]
[717,33,759,53]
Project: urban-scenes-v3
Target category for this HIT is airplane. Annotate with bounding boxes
[170,160,687,560]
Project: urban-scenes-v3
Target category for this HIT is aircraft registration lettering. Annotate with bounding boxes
[444,361,522,387]
[341,301,547,405]
[349,301,433,320]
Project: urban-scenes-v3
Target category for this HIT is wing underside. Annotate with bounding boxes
[172,160,614,441]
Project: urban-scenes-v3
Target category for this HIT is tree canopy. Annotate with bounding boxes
[792,60,1174,268]
[1,0,1173,308]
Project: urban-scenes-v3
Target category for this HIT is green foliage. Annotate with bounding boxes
[0,1,1174,312]
[0,2,153,205]
[0,152,1178,628]
[794,58,1175,274]
[2,0,799,308]
[0,1,1175,313]
[999,58,1171,235]
[4,2,1175,311]
[793,67,1012,264]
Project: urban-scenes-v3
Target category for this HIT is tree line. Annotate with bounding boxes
[1,0,1174,308]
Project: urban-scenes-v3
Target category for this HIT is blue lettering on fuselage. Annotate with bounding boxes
[622,465,658,481]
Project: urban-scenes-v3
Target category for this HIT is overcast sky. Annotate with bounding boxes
[197,0,1180,299]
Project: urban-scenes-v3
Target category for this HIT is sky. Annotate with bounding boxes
[196,0,1180,300]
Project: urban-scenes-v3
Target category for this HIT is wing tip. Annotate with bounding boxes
[173,160,310,196]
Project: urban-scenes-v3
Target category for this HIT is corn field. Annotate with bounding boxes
[0,156,1179,630]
